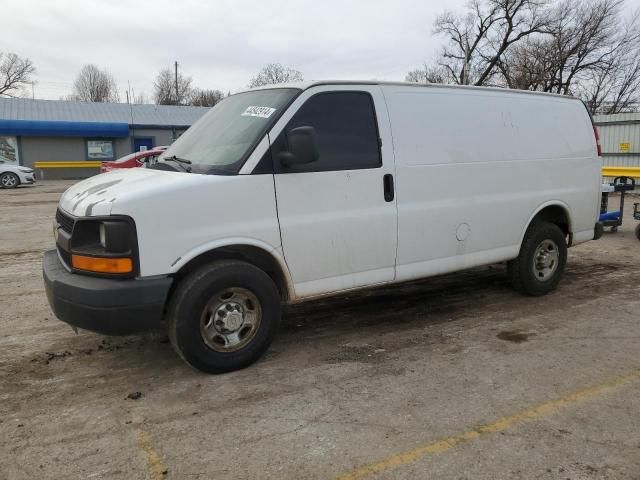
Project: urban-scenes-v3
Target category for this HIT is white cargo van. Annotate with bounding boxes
[44,81,602,373]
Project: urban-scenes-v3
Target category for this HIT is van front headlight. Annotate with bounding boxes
[70,218,138,276]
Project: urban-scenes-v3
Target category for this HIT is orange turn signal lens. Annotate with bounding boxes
[71,254,133,274]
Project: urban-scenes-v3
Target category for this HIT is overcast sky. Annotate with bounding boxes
[4,0,640,101]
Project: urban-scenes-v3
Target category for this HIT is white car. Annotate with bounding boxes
[0,162,36,189]
[44,81,601,373]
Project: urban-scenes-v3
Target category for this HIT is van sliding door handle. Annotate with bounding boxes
[383,174,394,202]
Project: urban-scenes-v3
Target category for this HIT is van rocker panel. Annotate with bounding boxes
[43,250,172,335]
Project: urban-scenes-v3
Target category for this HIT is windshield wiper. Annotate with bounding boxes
[163,155,192,172]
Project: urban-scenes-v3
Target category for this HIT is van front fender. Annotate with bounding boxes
[168,238,296,300]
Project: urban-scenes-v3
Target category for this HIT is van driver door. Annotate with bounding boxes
[269,85,398,299]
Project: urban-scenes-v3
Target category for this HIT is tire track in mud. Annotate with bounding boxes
[3,259,638,380]
[283,261,633,333]
[281,260,640,361]
[0,249,44,257]
[2,200,59,207]
[0,250,45,267]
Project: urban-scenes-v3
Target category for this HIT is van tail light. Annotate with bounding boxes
[593,126,602,156]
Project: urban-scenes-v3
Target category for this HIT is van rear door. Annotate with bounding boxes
[270,86,397,298]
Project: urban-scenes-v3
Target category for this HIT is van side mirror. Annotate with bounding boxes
[279,126,319,167]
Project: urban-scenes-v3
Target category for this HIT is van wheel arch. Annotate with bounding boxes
[170,245,292,302]
[521,204,572,248]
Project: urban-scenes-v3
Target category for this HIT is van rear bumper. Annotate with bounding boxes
[43,250,172,335]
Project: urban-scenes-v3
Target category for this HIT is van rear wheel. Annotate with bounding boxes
[168,260,281,373]
[508,221,567,296]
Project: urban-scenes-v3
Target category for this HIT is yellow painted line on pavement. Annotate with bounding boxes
[336,369,640,480]
[128,411,167,478]
[134,425,167,479]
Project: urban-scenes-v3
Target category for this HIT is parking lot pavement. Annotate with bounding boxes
[2,181,640,480]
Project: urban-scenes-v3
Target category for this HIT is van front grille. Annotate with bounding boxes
[57,245,72,269]
[56,208,74,234]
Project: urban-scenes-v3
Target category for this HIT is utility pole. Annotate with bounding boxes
[462,43,470,85]
[174,61,179,105]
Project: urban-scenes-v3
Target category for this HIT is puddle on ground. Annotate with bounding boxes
[497,330,533,343]
[324,343,387,364]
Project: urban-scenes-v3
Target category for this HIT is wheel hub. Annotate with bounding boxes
[533,239,559,281]
[2,174,16,187]
[200,288,262,352]
[215,302,244,331]
[536,252,552,269]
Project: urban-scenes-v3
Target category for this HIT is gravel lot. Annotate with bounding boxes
[2,180,640,480]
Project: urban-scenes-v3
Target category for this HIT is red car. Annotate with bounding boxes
[100,146,168,173]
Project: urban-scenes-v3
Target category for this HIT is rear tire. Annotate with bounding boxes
[0,172,19,189]
[635,224,640,241]
[168,260,281,374]
[508,221,567,296]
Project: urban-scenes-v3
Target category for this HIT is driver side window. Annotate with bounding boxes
[274,91,381,173]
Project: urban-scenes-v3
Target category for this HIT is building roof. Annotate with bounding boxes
[0,97,209,128]
[593,112,640,124]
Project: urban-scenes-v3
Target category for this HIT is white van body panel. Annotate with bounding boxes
[380,85,599,283]
[58,168,284,279]
[115,174,281,278]
[55,81,600,304]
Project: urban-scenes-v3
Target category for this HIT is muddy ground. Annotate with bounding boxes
[1,181,639,480]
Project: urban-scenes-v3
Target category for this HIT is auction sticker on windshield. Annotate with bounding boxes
[242,106,276,118]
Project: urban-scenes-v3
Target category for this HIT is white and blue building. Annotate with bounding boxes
[0,97,208,177]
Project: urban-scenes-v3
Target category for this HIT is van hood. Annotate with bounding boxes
[58,168,199,217]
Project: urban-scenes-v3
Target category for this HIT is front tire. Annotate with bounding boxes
[0,172,19,189]
[508,221,567,296]
[168,260,281,374]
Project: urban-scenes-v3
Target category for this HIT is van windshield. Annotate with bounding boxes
[157,88,299,175]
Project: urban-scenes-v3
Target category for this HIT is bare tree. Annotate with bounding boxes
[248,63,303,88]
[579,48,640,113]
[405,64,449,84]
[153,67,193,105]
[494,0,640,112]
[502,1,633,92]
[0,53,35,97]
[414,0,639,113]
[495,36,556,89]
[70,64,119,102]
[189,88,225,107]
[132,92,149,104]
[432,0,549,86]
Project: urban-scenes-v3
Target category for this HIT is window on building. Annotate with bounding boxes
[0,136,19,165]
[86,139,115,160]
[275,91,381,173]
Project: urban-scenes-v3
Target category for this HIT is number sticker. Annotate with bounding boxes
[241,106,276,119]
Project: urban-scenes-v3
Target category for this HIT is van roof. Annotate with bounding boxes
[244,80,580,101]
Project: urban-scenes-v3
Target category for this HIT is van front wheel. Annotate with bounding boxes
[508,221,567,296]
[168,260,281,373]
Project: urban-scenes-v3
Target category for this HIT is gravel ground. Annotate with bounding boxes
[1,180,639,480]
